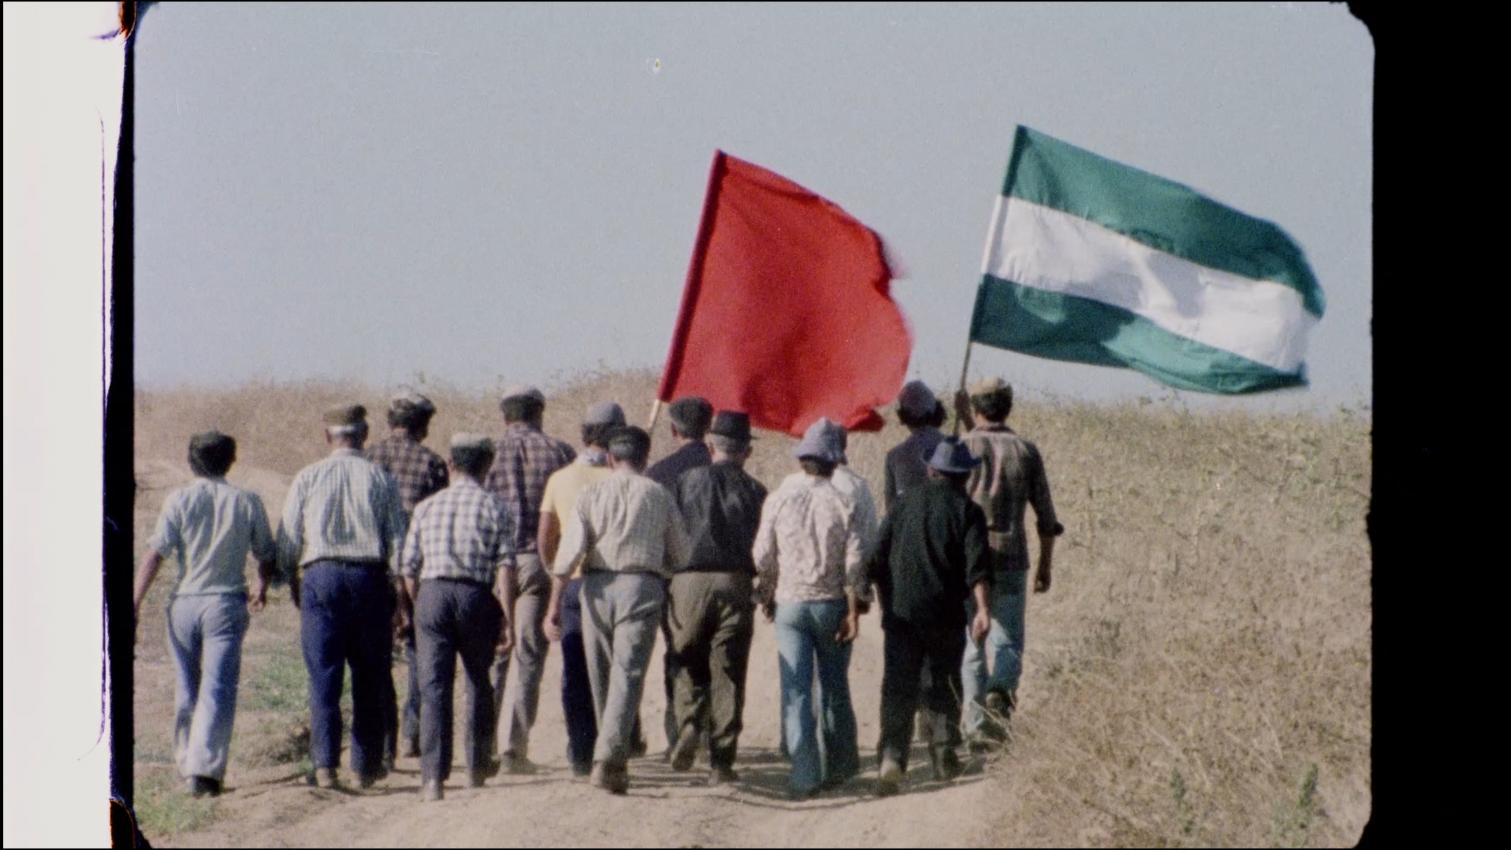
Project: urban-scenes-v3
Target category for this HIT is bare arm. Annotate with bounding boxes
[133,551,165,620]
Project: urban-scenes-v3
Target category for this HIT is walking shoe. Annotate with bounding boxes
[876,756,904,797]
[929,746,963,782]
[313,768,339,789]
[669,732,698,772]
[187,776,221,797]
[502,753,538,775]
[419,779,443,802]
[590,761,629,795]
[707,765,739,786]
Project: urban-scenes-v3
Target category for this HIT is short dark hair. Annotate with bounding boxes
[450,444,496,478]
[799,458,836,478]
[898,403,945,429]
[188,432,236,477]
[581,422,617,449]
[608,426,652,467]
[501,395,544,423]
[388,405,434,432]
[970,393,1012,423]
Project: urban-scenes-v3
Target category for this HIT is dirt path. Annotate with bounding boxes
[137,458,1008,848]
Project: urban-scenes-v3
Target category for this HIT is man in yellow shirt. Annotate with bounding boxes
[538,401,624,777]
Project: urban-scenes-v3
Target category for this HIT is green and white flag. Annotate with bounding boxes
[969,126,1324,394]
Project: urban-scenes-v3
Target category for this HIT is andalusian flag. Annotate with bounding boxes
[970,126,1324,394]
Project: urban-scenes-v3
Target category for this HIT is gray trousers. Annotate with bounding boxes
[581,570,666,768]
[488,552,550,759]
[666,571,755,769]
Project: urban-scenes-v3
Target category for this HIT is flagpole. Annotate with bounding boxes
[647,398,663,432]
[954,191,1007,436]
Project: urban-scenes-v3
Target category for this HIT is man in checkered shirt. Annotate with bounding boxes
[365,391,449,763]
[400,433,517,801]
[483,384,576,773]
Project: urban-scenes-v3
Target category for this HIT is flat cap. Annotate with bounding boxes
[584,401,626,427]
[668,396,714,438]
[501,384,546,405]
[390,391,436,414]
[449,432,495,452]
[323,404,368,429]
[897,380,941,419]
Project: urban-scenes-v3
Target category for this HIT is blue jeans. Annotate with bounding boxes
[774,599,859,794]
[300,561,393,777]
[961,568,1028,735]
[167,593,249,781]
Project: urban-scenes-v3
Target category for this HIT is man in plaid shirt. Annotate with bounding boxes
[483,384,576,773]
[366,391,449,763]
[400,433,517,801]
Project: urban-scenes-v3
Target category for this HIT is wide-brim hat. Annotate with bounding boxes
[927,438,980,475]
[708,410,755,442]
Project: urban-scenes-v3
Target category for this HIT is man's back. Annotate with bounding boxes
[152,477,275,597]
[871,479,989,628]
[962,425,1060,572]
[485,423,576,552]
[673,462,767,574]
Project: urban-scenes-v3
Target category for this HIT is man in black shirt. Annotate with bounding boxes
[867,438,993,795]
[665,411,767,784]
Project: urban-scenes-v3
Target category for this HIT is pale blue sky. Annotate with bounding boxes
[133,2,1372,410]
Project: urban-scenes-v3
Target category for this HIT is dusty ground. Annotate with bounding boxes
[131,377,1371,847]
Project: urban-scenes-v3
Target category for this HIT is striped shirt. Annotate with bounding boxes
[962,424,1064,572]
[366,433,449,523]
[149,476,276,597]
[276,448,407,577]
[553,469,691,579]
[753,474,868,605]
[400,478,516,586]
[483,423,576,554]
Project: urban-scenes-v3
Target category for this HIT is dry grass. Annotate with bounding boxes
[133,371,1370,847]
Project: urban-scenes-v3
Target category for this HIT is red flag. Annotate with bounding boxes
[658,151,912,436]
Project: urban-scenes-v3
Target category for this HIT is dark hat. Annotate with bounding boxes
[667,396,714,438]
[927,438,980,475]
[708,410,754,442]
[607,425,652,457]
[323,404,368,432]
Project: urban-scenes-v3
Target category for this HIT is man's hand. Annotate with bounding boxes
[543,602,563,643]
[496,618,515,657]
[835,611,860,644]
[970,607,991,645]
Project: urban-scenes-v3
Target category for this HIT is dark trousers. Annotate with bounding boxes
[299,561,393,777]
[879,619,966,771]
[560,577,597,769]
[416,578,502,783]
[666,571,755,769]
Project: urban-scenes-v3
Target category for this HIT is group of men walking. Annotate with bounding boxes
[134,377,1062,803]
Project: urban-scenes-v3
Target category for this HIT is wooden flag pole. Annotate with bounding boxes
[953,339,974,437]
[647,398,664,432]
